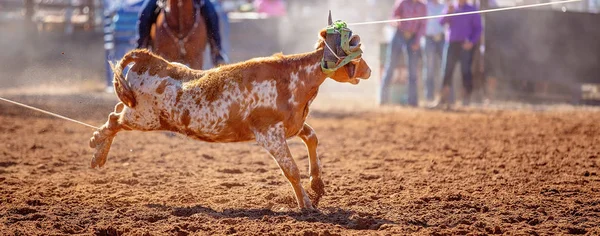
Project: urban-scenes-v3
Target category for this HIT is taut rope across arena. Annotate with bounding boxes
[0,96,99,129]
[347,0,582,26]
[0,0,583,130]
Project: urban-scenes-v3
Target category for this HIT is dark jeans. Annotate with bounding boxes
[380,30,421,106]
[137,0,222,51]
[424,35,445,101]
[442,42,475,103]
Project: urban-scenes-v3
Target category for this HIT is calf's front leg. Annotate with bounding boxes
[89,103,126,168]
[255,122,313,209]
[297,123,325,206]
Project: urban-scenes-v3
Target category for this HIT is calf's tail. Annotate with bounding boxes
[109,49,155,108]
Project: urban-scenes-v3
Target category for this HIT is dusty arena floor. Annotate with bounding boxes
[1,92,600,235]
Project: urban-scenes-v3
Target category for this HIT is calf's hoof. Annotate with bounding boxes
[89,132,115,168]
[89,128,116,148]
[91,136,114,168]
[299,200,315,210]
[305,178,325,207]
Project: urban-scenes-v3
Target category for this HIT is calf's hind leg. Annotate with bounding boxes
[297,123,325,206]
[89,103,127,168]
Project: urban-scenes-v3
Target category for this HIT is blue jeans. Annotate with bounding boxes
[424,35,445,101]
[380,30,420,106]
[441,42,475,103]
[212,0,229,56]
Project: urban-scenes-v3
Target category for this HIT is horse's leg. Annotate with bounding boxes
[254,122,313,209]
[184,24,206,70]
[297,123,325,206]
[187,50,204,70]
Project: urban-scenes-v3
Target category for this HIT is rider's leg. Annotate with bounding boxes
[136,0,160,49]
[198,0,228,65]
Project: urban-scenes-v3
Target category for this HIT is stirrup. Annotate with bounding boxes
[213,52,229,66]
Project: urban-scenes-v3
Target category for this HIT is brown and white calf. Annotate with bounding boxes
[89,28,371,209]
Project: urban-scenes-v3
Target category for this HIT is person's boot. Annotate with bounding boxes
[379,89,390,106]
[207,35,228,66]
[200,0,229,66]
[430,86,451,109]
[136,36,150,49]
[462,91,472,106]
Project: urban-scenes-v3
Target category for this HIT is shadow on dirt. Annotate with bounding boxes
[145,203,396,230]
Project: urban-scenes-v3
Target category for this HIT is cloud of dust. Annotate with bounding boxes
[485,4,600,102]
[6,1,598,110]
[2,0,395,110]
[0,8,109,115]
[0,16,106,90]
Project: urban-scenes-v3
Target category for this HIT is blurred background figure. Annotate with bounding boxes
[136,0,228,65]
[23,0,34,22]
[203,0,230,69]
[213,0,230,57]
[424,0,446,103]
[253,0,286,17]
[379,0,426,107]
[3,0,596,108]
[435,0,482,107]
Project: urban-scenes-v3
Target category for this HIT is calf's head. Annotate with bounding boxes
[319,15,371,85]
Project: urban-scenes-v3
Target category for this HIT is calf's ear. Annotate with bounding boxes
[319,29,327,40]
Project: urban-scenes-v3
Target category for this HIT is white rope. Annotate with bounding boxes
[348,0,582,26]
[0,96,100,129]
[0,0,582,131]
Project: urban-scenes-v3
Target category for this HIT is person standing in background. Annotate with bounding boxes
[424,0,446,103]
[379,0,427,106]
[436,0,482,107]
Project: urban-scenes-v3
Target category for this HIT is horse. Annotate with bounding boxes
[150,0,207,69]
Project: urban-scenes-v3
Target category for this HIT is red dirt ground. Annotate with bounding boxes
[1,95,599,235]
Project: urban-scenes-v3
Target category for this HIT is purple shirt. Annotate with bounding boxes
[440,4,482,43]
[393,0,427,45]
